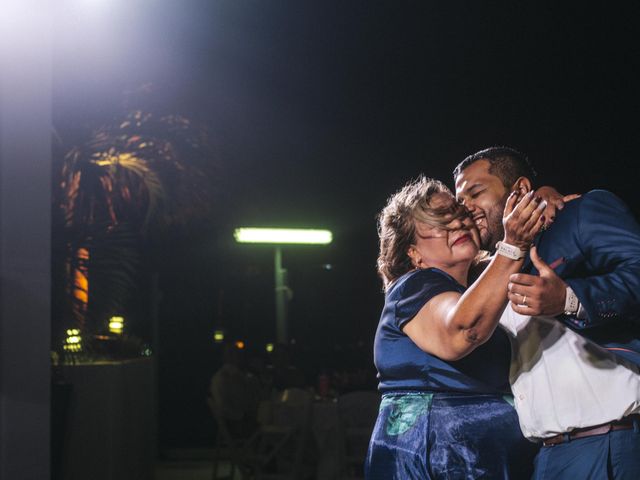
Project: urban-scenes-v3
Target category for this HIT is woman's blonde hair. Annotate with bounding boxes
[376,176,468,289]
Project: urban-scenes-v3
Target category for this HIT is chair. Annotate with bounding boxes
[208,395,256,480]
[239,388,314,479]
[337,391,380,479]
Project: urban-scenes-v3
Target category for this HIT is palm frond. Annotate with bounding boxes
[53,104,217,343]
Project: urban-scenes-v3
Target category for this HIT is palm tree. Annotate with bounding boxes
[53,108,215,354]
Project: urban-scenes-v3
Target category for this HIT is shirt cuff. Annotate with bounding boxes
[576,302,587,319]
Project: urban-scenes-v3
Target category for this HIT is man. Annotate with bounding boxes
[454,146,640,479]
[209,343,260,436]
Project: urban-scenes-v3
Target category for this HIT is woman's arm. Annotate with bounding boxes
[403,191,545,360]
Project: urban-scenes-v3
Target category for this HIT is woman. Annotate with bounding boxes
[365,177,544,479]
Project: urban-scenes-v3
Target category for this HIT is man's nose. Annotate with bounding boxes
[463,200,477,212]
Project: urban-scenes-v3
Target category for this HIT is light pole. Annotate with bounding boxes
[234,228,332,344]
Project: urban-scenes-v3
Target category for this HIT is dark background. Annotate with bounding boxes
[53,1,640,447]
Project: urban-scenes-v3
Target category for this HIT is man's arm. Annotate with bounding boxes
[509,190,640,326]
[563,190,640,327]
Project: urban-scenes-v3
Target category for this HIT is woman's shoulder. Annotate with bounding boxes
[389,268,463,298]
[385,268,464,331]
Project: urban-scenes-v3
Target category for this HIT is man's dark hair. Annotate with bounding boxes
[453,146,537,189]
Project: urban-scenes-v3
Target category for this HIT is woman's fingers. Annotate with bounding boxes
[522,193,544,218]
[512,190,535,216]
[508,191,537,229]
[529,208,545,237]
[504,191,546,245]
[503,190,519,216]
[517,199,545,242]
[523,199,547,232]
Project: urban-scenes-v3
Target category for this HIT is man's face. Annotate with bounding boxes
[454,159,510,251]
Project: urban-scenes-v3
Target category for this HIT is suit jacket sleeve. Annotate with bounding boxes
[565,190,640,328]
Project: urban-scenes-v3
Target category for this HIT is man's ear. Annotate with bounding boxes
[511,177,533,196]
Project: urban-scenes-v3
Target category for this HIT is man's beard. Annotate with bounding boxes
[483,207,505,252]
[482,194,509,252]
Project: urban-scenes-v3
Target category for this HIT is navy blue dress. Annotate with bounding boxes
[365,268,538,479]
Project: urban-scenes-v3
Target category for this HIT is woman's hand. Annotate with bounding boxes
[502,190,546,249]
[534,186,581,227]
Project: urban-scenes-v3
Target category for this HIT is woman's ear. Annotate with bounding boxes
[511,176,533,197]
[407,246,421,268]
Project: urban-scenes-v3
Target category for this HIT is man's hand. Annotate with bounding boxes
[508,246,567,316]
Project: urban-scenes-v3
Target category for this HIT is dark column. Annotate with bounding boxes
[0,2,52,479]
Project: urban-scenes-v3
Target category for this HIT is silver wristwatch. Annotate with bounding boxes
[495,241,527,260]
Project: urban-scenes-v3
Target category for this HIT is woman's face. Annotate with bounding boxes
[408,192,480,270]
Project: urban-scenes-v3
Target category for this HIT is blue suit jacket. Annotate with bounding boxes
[523,189,640,366]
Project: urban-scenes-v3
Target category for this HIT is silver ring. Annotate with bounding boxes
[521,295,527,307]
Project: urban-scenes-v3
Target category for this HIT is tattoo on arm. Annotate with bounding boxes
[464,328,479,344]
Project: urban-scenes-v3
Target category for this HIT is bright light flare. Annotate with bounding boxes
[109,316,124,334]
[213,330,224,343]
[234,228,332,245]
[64,329,83,352]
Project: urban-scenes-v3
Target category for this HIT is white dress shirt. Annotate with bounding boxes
[499,308,640,440]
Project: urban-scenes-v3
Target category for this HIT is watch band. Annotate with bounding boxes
[495,241,527,260]
[564,286,580,315]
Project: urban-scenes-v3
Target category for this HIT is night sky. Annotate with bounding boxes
[53,1,640,446]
